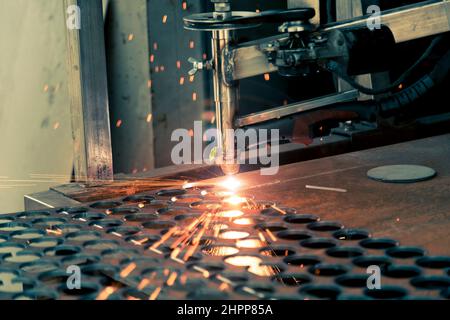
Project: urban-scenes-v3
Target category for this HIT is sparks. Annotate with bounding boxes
[120,262,136,278]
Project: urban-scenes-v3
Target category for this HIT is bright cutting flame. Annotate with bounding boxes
[219,176,241,191]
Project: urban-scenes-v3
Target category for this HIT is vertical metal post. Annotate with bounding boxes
[211,29,240,175]
[63,0,114,182]
[209,1,240,175]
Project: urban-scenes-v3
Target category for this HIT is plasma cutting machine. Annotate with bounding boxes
[9,0,450,301]
[183,0,450,176]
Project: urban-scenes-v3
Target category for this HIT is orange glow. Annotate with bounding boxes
[192,92,197,101]
[182,2,187,10]
[215,191,234,197]
[96,286,116,300]
[176,61,181,69]
[179,77,185,85]
[233,218,253,226]
[225,255,262,267]
[219,230,249,240]
[166,272,178,286]
[128,34,134,41]
[149,287,162,300]
[218,210,244,218]
[146,113,153,122]
[219,283,230,291]
[162,15,168,24]
[46,229,62,235]
[214,224,228,231]
[223,196,246,206]
[120,263,136,278]
[202,246,239,256]
[264,73,270,81]
[248,265,279,277]
[265,229,278,242]
[137,279,150,290]
[182,182,195,189]
[236,239,264,248]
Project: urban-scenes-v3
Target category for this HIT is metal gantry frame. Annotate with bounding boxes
[64,0,114,182]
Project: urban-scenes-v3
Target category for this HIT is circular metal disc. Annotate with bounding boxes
[367,165,436,183]
[184,11,260,31]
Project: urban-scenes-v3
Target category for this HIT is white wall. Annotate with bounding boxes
[0,0,73,213]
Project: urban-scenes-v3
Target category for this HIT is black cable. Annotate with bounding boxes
[323,35,445,95]
[379,48,450,115]
[311,44,450,123]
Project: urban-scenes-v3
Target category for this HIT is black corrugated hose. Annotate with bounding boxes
[323,34,450,116]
